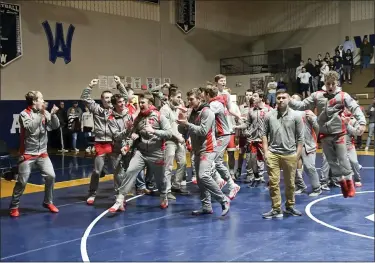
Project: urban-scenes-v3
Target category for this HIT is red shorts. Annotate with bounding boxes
[248,141,264,161]
[227,134,236,150]
[95,142,113,156]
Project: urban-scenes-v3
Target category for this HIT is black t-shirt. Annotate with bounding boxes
[343,54,353,66]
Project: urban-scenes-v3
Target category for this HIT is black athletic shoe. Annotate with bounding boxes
[262,209,283,219]
[192,209,213,216]
[284,207,302,217]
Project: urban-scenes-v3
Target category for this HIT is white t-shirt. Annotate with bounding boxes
[298,72,311,84]
[267,81,278,94]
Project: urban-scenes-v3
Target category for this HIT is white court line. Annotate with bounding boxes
[305,190,375,240]
[81,181,192,262]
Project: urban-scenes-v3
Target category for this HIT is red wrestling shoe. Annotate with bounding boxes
[43,203,59,213]
[346,180,356,198]
[339,180,349,198]
[10,208,19,217]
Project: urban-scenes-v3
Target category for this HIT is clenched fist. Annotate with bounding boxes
[89,79,99,88]
[51,104,59,115]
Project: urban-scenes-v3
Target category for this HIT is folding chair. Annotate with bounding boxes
[0,140,16,181]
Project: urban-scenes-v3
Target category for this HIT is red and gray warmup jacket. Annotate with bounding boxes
[289,86,366,136]
[179,103,216,156]
[108,109,133,154]
[131,106,172,153]
[19,107,60,155]
[209,96,232,137]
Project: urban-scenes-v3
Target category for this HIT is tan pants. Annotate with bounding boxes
[266,152,297,210]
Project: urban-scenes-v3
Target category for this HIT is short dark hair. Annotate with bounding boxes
[276,89,288,96]
[292,93,302,100]
[187,88,202,99]
[168,84,182,98]
[203,84,219,98]
[111,93,125,105]
[245,89,253,94]
[214,74,226,83]
[253,89,264,99]
[101,90,112,98]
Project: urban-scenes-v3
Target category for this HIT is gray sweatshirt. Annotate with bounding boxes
[263,107,304,155]
[19,107,60,155]
[178,103,217,156]
[108,109,133,154]
[345,117,362,149]
[289,87,366,135]
[240,104,273,143]
[81,87,113,142]
[159,102,183,144]
[296,110,319,153]
[132,107,172,153]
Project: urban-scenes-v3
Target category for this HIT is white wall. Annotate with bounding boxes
[226,73,271,95]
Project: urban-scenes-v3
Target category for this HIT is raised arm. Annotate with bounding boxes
[80,79,102,115]
[19,111,42,133]
[289,92,316,111]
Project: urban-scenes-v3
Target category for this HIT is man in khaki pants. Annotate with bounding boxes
[262,89,304,219]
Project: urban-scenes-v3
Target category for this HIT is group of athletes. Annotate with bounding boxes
[9,70,367,219]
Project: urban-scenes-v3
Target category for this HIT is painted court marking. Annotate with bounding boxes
[305,190,375,240]
[366,214,374,222]
[81,181,192,262]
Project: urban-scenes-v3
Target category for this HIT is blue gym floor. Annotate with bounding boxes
[1,153,374,262]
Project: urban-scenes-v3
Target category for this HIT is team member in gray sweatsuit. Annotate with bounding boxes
[81,78,128,204]
[109,95,172,212]
[342,109,363,186]
[236,89,271,187]
[159,86,189,196]
[178,88,230,216]
[289,71,366,198]
[291,94,321,196]
[9,91,60,217]
[202,84,240,200]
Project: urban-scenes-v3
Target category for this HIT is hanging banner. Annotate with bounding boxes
[98,75,108,90]
[154,78,161,87]
[125,76,133,89]
[146,77,155,90]
[176,0,195,34]
[163,78,171,84]
[0,2,23,67]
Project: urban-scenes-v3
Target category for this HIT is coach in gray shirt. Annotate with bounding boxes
[262,89,304,219]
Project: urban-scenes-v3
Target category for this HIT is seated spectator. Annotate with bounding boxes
[342,49,354,84]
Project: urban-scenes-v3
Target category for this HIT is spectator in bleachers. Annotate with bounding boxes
[68,101,83,119]
[56,101,69,152]
[295,60,304,80]
[309,60,320,92]
[343,36,355,53]
[365,96,375,151]
[277,77,287,91]
[304,58,315,74]
[343,49,354,84]
[329,58,335,70]
[266,77,278,108]
[360,36,374,72]
[333,56,343,85]
[297,67,311,98]
[319,61,329,88]
[334,45,344,57]
[81,106,95,153]
[68,108,81,153]
[317,54,323,66]
[324,52,331,64]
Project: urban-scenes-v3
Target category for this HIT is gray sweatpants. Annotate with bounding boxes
[245,141,265,180]
[117,150,167,199]
[347,147,362,182]
[10,156,55,209]
[295,147,321,190]
[165,142,186,191]
[89,153,121,196]
[211,136,235,190]
[321,135,353,180]
[194,152,227,210]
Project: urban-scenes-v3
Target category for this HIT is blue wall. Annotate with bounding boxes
[0,100,92,150]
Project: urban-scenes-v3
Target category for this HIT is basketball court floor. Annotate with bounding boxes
[1,152,374,262]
